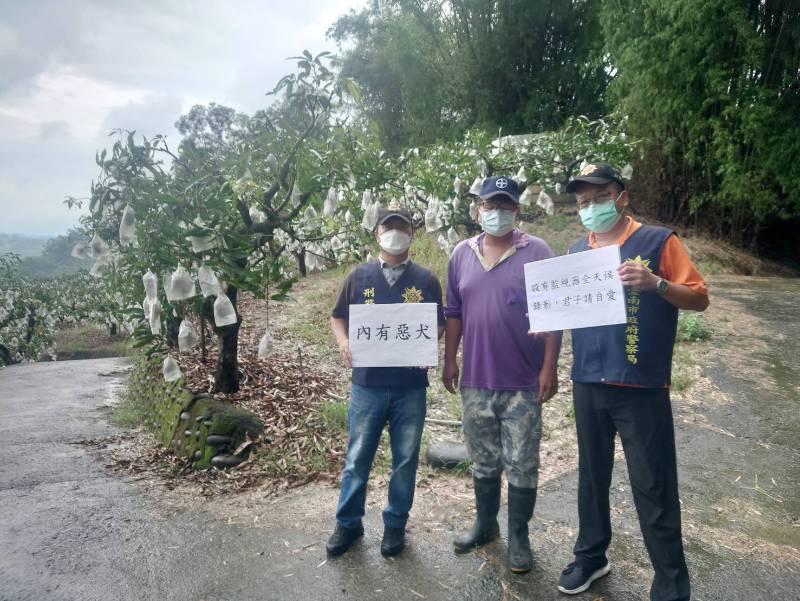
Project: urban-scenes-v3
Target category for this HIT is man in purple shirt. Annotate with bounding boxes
[442,176,561,573]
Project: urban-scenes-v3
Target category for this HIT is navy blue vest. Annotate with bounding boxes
[569,225,678,388]
[350,261,439,389]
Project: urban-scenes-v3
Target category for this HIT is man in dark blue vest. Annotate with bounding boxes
[326,202,445,558]
[558,163,709,600]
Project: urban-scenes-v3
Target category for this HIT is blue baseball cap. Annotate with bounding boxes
[478,176,520,203]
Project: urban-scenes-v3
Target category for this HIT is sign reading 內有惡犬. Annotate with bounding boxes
[348,303,438,367]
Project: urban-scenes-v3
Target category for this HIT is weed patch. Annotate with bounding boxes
[110,390,149,429]
[55,324,130,360]
[677,312,713,342]
[320,398,349,433]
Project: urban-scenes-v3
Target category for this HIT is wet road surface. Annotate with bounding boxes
[1,276,799,600]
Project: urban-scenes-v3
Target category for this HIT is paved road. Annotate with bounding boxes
[1,276,799,600]
[0,359,505,601]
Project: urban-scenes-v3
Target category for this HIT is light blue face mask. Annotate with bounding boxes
[578,198,621,233]
[481,208,516,236]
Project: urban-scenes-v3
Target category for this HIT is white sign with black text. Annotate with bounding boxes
[524,244,627,332]
[348,303,438,368]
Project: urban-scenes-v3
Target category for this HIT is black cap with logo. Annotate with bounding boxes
[565,162,625,193]
[376,201,413,227]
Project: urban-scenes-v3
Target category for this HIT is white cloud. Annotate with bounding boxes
[0,0,369,235]
[0,66,148,140]
[102,94,184,139]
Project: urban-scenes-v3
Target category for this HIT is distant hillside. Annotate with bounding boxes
[19,254,92,278]
[1,230,93,279]
[0,233,49,258]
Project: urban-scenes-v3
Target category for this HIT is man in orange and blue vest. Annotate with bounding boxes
[558,163,709,601]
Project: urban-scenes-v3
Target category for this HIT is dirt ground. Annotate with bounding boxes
[51,270,798,600]
[6,227,799,600]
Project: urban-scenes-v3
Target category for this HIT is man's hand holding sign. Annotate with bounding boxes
[550,162,709,598]
[524,244,627,333]
[327,202,446,560]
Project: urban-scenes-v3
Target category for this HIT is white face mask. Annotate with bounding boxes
[378,229,412,255]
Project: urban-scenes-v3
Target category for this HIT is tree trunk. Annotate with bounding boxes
[200,313,207,364]
[214,285,240,393]
[25,305,36,346]
[166,318,179,349]
[295,250,307,277]
[215,322,240,393]
[0,344,12,366]
[109,322,118,337]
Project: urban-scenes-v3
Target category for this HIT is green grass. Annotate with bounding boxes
[671,370,693,393]
[670,344,694,392]
[55,324,130,360]
[524,213,585,256]
[676,312,713,342]
[287,264,348,348]
[320,398,349,432]
[446,391,463,421]
[693,258,726,276]
[409,232,449,285]
[532,212,572,232]
[448,458,474,476]
[110,389,149,428]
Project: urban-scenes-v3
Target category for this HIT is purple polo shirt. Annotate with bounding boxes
[445,229,555,391]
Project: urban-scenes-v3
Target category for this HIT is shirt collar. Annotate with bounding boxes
[587,217,640,248]
[473,228,530,249]
[467,229,528,272]
[380,257,410,269]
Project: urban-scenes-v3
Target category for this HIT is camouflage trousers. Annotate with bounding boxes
[461,388,542,489]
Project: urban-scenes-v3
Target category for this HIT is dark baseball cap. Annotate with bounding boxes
[478,176,520,203]
[376,201,413,226]
[565,162,626,193]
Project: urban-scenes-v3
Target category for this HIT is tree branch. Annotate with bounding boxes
[237,198,253,228]
[260,116,319,209]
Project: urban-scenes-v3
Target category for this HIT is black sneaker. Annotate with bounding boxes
[326,523,364,556]
[380,526,405,557]
[557,560,611,595]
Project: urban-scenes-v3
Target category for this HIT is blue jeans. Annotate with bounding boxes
[335,383,427,530]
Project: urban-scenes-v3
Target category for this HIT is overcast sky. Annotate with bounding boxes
[0,0,366,236]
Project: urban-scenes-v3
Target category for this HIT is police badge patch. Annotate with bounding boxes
[402,286,424,303]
